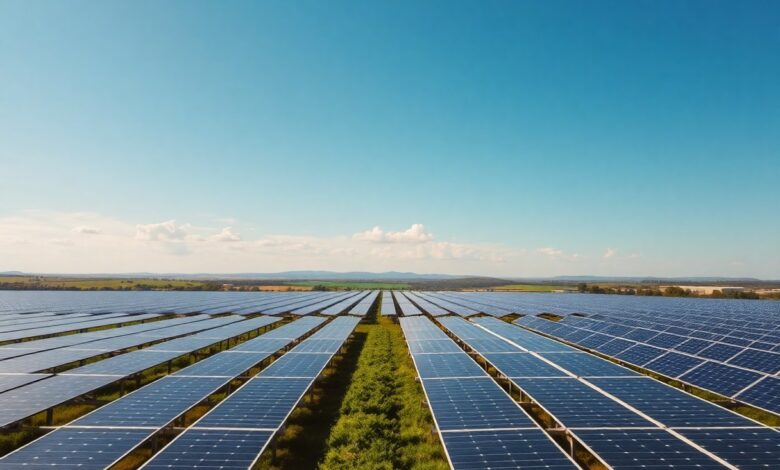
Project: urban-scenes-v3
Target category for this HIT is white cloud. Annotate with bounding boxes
[214,227,241,242]
[135,220,189,242]
[353,224,433,244]
[73,226,101,235]
[603,248,617,259]
[537,247,581,261]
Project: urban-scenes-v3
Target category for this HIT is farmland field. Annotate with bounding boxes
[0,290,777,469]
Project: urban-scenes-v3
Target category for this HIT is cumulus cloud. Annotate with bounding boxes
[537,247,580,261]
[135,220,189,242]
[213,227,241,242]
[73,226,101,235]
[603,248,617,259]
[353,224,434,244]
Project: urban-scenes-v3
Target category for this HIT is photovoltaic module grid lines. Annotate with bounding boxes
[142,316,359,469]
[441,315,780,469]
[508,294,780,415]
[399,316,578,470]
[0,316,331,467]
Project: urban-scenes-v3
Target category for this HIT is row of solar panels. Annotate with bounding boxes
[0,290,382,319]
[0,316,359,468]
[516,313,780,416]
[402,314,780,469]
[400,316,578,469]
[0,290,380,348]
[0,315,283,428]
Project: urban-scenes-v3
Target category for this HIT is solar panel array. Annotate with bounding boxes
[463,316,780,469]
[347,290,379,316]
[380,291,397,316]
[0,316,328,467]
[509,298,780,415]
[141,316,359,469]
[399,316,578,469]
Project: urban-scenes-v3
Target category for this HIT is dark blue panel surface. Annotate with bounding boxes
[143,429,272,469]
[736,377,780,414]
[422,377,534,431]
[442,430,576,470]
[679,362,763,397]
[0,428,153,468]
[589,377,753,427]
[677,428,780,470]
[576,429,723,469]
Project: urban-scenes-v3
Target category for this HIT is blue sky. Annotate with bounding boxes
[1,1,778,277]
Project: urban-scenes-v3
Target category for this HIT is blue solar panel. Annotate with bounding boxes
[644,352,704,378]
[577,333,615,349]
[290,339,344,354]
[644,332,686,348]
[195,377,311,430]
[0,428,154,467]
[540,353,638,377]
[74,376,227,427]
[517,378,652,428]
[175,352,270,377]
[142,429,273,469]
[736,376,780,414]
[594,338,636,356]
[483,353,567,378]
[697,343,743,362]
[422,377,535,431]
[679,362,763,397]
[575,429,722,469]
[261,353,330,378]
[674,338,714,355]
[676,428,780,469]
[0,374,50,393]
[614,344,665,366]
[588,377,754,427]
[727,349,780,374]
[407,340,463,354]
[413,353,486,379]
[442,430,576,470]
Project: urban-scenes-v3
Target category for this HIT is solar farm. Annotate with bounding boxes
[0,290,777,469]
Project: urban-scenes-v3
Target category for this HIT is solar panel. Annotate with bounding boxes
[614,344,665,366]
[727,349,780,374]
[676,428,780,469]
[697,343,743,362]
[173,352,270,377]
[517,378,653,428]
[413,353,486,379]
[0,375,117,427]
[422,377,535,431]
[679,362,763,397]
[574,429,723,468]
[260,353,330,378]
[407,340,463,354]
[194,377,311,430]
[539,352,638,377]
[0,373,50,393]
[74,377,227,427]
[142,429,273,469]
[736,376,780,414]
[483,353,567,378]
[290,339,344,354]
[644,352,704,378]
[594,338,636,356]
[441,430,577,470]
[0,428,154,467]
[588,377,755,427]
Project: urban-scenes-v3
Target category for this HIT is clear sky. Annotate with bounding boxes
[1,0,778,278]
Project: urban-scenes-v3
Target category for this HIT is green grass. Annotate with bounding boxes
[285,281,411,290]
[319,316,448,470]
